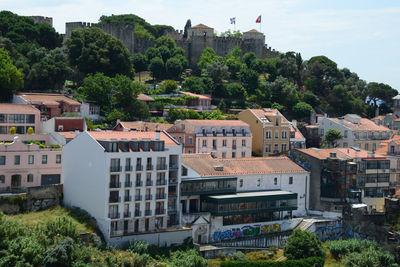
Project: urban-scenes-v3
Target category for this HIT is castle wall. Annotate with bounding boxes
[29,16,53,26]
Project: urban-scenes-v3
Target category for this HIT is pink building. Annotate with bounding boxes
[0,103,40,134]
[180,92,212,110]
[167,120,252,158]
[0,136,62,193]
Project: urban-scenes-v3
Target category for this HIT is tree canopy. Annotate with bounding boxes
[0,48,24,101]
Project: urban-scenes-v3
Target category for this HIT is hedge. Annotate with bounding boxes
[220,257,325,267]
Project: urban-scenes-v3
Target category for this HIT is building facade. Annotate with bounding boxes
[167,120,252,158]
[238,109,290,156]
[0,136,62,193]
[63,131,183,244]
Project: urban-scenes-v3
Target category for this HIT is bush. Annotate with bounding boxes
[343,248,397,267]
[128,240,149,254]
[327,239,378,259]
[231,251,247,261]
[167,249,208,267]
[283,229,325,260]
[220,257,325,267]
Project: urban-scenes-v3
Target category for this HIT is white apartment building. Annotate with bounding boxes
[63,131,189,245]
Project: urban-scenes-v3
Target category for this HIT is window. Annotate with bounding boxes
[275,118,279,126]
[281,144,287,152]
[241,151,246,157]
[373,143,376,151]
[320,129,324,136]
[275,131,279,139]
[232,129,236,136]
[222,140,227,147]
[181,166,188,176]
[390,146,395,154]
[56,154,61,164]
[0,114,6,122]
[289,177,293,184]
[266,131,271,139]
[344,130,348,138]
[110,142,118,152]
[222,152,226,158]
[178,137,182,144]
[27,174,34,182]
[343,142,348,148]
[0,156,5,165]
[274,177,278,185]
[265,144,271,153]
[257,178,261,187]
[282,131,287,139]
[188,137,193,145]
[242,139,246,147]
[222,129,226,136]
[28,155,34,164]
[202,128,206,136]
[202,140,207,147]
[232,152,236,158]
[212,139,217,149]
[239,179,243,187]
[274,144,278,153]
[14,155,20,165]
[0,175,4,183]
[365,143,369,150]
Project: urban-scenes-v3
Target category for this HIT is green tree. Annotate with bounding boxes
[112,75,141,112]
[149,57,164,80]
[240,66,259,94]
[182,76,205,94]
[292,102,313,119]
[268,76,299,109]
[145,47,161,62]
[132,53,147,81]
[283,229,325,260]
[79,73,113,114]
[324,129,343,148]
[155,36,176,50]
[219,30,243,38]
[166,57,183,80]
[225,83,247,99]
[0,48,24,101]
[303,90,319,107]
[198,47,222,71]
[243,52,257,68]
[66,27,133,78]
[183,19,191,39]
[366,82,398,107]
[163,80,178,94]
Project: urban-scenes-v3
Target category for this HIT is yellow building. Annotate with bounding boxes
[238,109,290,156]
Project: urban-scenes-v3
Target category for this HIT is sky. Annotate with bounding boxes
[2,0,400,90]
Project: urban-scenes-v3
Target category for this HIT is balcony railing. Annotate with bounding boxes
[124,195,132,202]
[135,180,143,187]
[145,209,152,216]
[136,164,143,171]
[145,194,152,200]
[169,164,179,170]
[146,164,153,170]
[125,165,133,171]
[110,166,122,172]
[109,196,121,203]
[124,211,131,218]
[108,212,120,219]
[135,210,141,217]
[155,208,166,215]
[156,193,166,199]
[109,182,121,189]
[146,180,153,186]
[157,164,167,170]
[156,180,167,186]
[135,195,142,201]
[125,181,132,187]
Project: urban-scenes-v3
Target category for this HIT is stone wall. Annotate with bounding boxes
[27,184,60,211]
[28,16,53,26]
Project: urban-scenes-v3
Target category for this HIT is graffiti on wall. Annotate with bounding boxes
[314,223,342,241]
[213,223,281,242]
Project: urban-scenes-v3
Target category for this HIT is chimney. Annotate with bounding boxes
[292,120,297,128]
[156,130,160,140]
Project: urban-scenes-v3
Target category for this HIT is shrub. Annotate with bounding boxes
[231,251,247,261]
[327,239,378,259]
[167,249,208,267]
[27,127,34,134]
[9,126,16,134]
[343,248,397,267]
[283,229,325,260]
[128,240,149,254]
[220,257,325,267]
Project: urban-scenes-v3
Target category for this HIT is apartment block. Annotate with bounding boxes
[238,109,290,156]
[167,120,252,158]
[0,136,62,193]
[62,131,188,245]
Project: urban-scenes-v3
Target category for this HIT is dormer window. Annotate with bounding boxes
[275,118,279,126]
[232,129,236,136]
[110,142,118,152]
[202,128,206,136]
[222,129,226,136]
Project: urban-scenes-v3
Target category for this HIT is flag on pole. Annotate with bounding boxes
[256,15,261,23]
[230,17,236,24]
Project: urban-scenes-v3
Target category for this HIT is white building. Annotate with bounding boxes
[180,154,310,244]
[63,130,191,246]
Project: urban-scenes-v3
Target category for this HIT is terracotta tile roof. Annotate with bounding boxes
[305,124,319,128]
[182,154,308,176]
[118,121,173,132]
[87,131,178,146]
[297,147,370,160]
[18,93,81,106]
[244,29,261,33]
[374,135,400,155]
[184,119,250,127]
[0,103,40,113]
[180,91,211,100]
[191,24,213,29]
[58,131,78,139]
[330,118,391,132]
[137,93,154,102]
[248,109,288,124]
[290,124,305,139]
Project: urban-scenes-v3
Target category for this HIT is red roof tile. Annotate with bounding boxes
[180,91,211,100]
[118,121,173,132]
[191,24,213,29]
[137,94,154,102]
[18,93,81,106]
[0,103,40,113]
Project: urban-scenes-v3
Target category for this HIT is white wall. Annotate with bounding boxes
[319,117,354,147]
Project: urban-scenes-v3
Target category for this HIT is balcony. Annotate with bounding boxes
[109,196,121,203]
[135,210,141,217]
[124,195,132,202]
[146,180,153,186]
[169,164,179,170]
[136,164,143,171]
[145,209,152,216]
[108,212,120,219]
[110,166,122,172]
[135,195,142,201]
[157,164,167,170]
[156,180,167,186]
[124,211,131,218]
[146,164,153,171]
[135,180,143,187]
[125,165,133,171]
[232,145,237,150]
[156,193,166,199]
[109,182,121,189]
[124,181,132,187]
[155,208,166,215]
[145,194,152,200]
